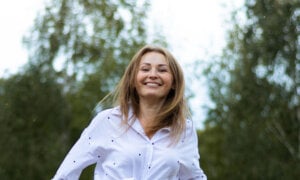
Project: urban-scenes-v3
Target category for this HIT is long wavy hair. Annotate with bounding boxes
[114,45,189,143]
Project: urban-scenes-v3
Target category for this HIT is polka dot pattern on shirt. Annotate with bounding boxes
[52,107,207,180]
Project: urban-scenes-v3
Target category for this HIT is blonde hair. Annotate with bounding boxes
[115,45,189,143]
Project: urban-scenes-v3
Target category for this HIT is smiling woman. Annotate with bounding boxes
[117,46,185,140]
[52,45,207,180]
[135,52,174,105]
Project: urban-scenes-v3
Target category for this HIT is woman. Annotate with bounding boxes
[52,45,207,180]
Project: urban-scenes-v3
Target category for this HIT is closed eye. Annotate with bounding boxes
[158,69,167,72]
[140,67,150,72]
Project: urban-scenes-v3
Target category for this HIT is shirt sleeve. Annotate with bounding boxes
[178,120,207,180]
[52,110,110,180]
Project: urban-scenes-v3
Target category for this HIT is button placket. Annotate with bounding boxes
[147,142,155,171]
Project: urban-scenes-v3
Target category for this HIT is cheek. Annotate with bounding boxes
[135,72,145,90]
[136,70,145,80]
[167,75,174,86]
[135,73,142,85]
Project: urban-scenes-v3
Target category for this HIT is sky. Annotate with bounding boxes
[0,0,244,128]
[0,0,45,76]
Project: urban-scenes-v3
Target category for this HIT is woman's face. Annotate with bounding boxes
[135,52,174,102]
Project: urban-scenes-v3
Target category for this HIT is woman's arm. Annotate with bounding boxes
[52,110,110,180]
[178,120,207,180]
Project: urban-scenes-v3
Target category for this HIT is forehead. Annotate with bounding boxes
[139,51,168,65]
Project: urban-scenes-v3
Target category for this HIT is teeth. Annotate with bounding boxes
[146,82,159,87]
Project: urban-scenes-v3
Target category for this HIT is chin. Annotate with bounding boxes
[141,93,166,100]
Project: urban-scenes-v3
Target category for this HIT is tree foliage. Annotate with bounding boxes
[201,0,300,179]
[24,0,152,135]
[0,0,155,179]
[0,66,71,179]
[23,0,151,136]
[24,0,152,134]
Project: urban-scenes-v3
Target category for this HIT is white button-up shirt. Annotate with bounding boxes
[52,106,207,180]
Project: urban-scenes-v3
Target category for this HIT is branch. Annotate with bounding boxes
[297,107,300,159]
[267,120,296,159]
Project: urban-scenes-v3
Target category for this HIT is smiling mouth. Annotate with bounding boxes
[144,82,161,87]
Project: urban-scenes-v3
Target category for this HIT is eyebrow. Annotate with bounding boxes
[140,63,168,67]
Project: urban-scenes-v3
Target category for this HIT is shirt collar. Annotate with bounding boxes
[111,105,171,133]
[111,106,133,116]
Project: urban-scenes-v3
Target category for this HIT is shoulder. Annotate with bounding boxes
[180,119,198,140]
[185,119,196,133]
[87,107,115,129]
[89,106,123,130]
[93,106,122,119]
[91,108,113,123]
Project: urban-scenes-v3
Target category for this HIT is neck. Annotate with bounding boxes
[137,98,165,137]
[139,98,163,119]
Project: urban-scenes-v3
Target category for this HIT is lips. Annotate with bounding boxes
[144,82,162,87]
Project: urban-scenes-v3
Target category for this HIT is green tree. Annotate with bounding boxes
[201,0,300,179]
[23,0,152,138]
[0,0,160,179]
[0,65,71,179]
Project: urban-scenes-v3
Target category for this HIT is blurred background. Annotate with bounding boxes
[0,0,299,179]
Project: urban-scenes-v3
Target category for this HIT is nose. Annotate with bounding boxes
[149,69,158,79]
